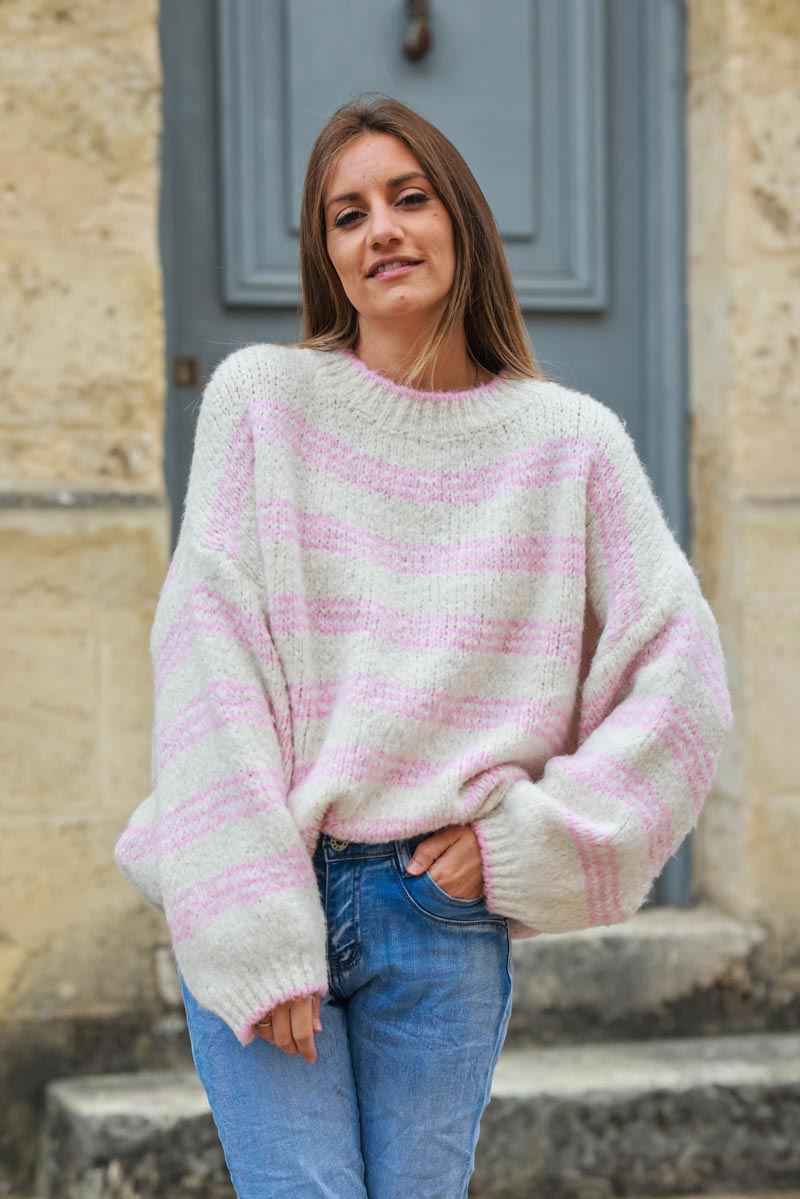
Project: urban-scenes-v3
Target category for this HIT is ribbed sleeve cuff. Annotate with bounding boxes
[236,969,330,1047]
[471,780,539,926]
[178,946,330,1048]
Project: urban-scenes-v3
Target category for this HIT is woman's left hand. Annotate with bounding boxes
[405,824,484,899]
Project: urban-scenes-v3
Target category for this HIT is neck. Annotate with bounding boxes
[354,324,489,392]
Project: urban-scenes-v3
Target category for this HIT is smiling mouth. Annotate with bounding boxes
[368,261,423,279]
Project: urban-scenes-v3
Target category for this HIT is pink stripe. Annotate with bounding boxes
[116,768,288,865]
[153,585,292,765]
[167,846,315,944]
[257,498,584,576]
[269,592,583,657]
[566,811,624,925]
[559,751,673,874]
[153,604,197,694]
[600,695,714,815]
[581,612,732,735]
[290,673,568,749]
[162,542,183,594]
[164,585,293,768]
[565,811,601,924]
[154,680,272,773]
[250,394,594,506]
[586,450,642,640]
[638,613,733,722]
[203,395,646,666]
[307,764,531,844]
[203,407,255,561]
[248,395,644,667]
[292,741,534,813]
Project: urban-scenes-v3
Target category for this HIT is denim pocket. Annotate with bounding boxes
[393,839,503,925]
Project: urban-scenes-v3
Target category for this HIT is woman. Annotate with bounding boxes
[113,95,733,1197]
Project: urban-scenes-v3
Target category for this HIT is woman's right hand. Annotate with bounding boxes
[253,993,323,1063]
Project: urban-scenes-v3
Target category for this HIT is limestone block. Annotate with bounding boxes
[0,506,168,608]
[686,263,734,420]
[750,792,800,932]
[729,0,800,93]
[742,575,800,792]
[739,91,800,253]
[0,15,160,182]
[0,0,164,491]
[0,605,98,818]
[695,787,751,919]
[0,506,167,817]
[0,814,162,1021]
[728,257,800,496]
[686,0,728,82]
[0,0,158,38]
[98,605,156,816]
[687,75,732,262]
[0,237,165,489]
[740,498,800,602]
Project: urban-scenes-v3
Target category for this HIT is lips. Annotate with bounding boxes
[368,259,422,278]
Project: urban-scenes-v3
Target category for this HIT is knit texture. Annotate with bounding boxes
[113,342,734,1046]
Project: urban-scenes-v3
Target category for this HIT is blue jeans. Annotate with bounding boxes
[177,830,514,1198]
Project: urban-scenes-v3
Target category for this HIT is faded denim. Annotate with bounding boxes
[178,829,514,1198]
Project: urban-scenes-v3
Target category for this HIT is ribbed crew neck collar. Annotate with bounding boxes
[316,347,537,441]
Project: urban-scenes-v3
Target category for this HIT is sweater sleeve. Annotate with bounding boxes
[471,404,734,934]
[112,348,329,1045]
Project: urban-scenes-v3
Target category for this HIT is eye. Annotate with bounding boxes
[332,191,430,229]
[333,208,362,229]
[399,191,429,207]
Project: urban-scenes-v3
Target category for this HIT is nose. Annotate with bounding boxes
[366,200,405,247]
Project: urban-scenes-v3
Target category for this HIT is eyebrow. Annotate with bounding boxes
[325,172,431,209]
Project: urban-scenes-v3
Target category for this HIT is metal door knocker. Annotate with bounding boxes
[403,0,432,61]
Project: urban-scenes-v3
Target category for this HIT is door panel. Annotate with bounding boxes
[218,0,607,309]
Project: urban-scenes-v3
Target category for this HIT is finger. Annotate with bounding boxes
[290,997,317,1064]
[312,993,322,1031]
[406,829,453,873]
[407,834,443,872]
[255,1021,275,1044]
[270,1005,298,1055]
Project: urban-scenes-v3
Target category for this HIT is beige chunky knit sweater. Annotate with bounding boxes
[113,342,734,1045]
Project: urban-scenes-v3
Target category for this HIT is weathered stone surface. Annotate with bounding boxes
[687,0,800,943]
[34,1035,800,1199]
[505,906,783,1044]
[35,1071,233,1199]
[0,507,168,1029]
[471,1033,800,1198]
[0,0,164,491]
[0,505,168,610]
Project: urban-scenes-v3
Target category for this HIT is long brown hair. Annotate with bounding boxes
[291,93,545,388]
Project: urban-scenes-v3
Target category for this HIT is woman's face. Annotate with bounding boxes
[324,132,456,332]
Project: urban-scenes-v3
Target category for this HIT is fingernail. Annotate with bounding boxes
[313,1020,322,1031]
[405,859,419,875]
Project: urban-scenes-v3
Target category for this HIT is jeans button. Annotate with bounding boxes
[329,838,349,850]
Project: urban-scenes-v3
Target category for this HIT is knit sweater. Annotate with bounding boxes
[113,342,734,1046]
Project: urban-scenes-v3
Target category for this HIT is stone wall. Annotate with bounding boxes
[0,5,167,1180]
[687,0,800,942]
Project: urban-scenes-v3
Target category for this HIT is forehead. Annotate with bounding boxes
[325,133,422,193]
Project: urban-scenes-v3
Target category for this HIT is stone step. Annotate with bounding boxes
[470,1032,800,1198]
[34,1033,800,1199]
[505,904,797,1046]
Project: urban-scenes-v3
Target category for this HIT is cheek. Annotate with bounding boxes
[327,245,361,294]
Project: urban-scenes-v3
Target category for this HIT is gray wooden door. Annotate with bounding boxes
[159,0,690,905]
